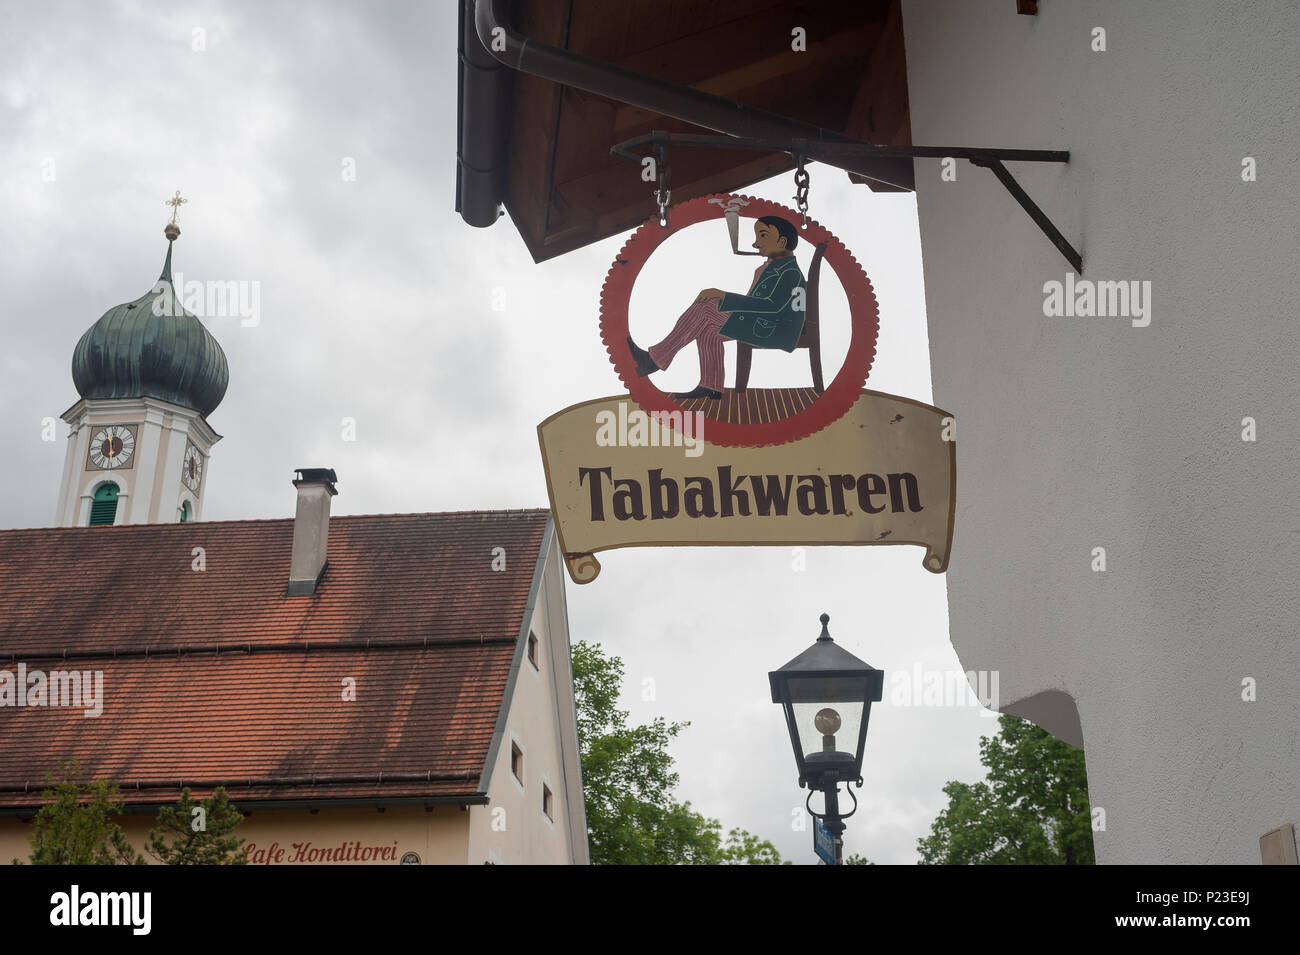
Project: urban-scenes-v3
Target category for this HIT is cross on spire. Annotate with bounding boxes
[165,190,188,225]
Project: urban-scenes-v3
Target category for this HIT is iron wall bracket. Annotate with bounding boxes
[612,131,1082,273]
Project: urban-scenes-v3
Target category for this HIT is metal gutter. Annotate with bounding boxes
[0,773,488,816]
[3,634,517,664]
[457,0,513,227]
[0,771,481,797]
[0,794,488,818]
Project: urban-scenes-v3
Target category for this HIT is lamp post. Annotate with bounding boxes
[769,613,884,865]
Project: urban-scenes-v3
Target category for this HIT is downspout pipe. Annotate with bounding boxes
[458,0,512,226]
[472,0,915,192]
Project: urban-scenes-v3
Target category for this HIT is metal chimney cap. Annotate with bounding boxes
[293,467,338,491]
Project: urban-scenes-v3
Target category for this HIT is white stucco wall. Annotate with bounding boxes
[902,0,1300,863]
[55,397,219,526]
[468,532,589,864]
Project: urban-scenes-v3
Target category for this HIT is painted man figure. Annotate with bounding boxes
[626,216,807,400]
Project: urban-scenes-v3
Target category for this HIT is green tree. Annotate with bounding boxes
[571,640,785,865]
[718,826,785,865]
[20,760,144,865]
[918,714,1095,864]
[146,787,248,865]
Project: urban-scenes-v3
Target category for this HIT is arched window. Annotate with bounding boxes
[179,500,192,523]
[89,483,119,526]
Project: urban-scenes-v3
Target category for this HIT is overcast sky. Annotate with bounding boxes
[0,0,994,864]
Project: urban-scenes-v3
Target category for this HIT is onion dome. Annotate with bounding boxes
[71,206,229,418]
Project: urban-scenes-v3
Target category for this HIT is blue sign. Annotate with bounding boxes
[813,818,835,865]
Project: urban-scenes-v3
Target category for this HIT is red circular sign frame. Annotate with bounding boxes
[599,194,880,448]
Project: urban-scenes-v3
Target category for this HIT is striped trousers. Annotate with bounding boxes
[648,297,728,391]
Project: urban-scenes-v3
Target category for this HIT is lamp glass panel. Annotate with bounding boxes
[791,700,863,766]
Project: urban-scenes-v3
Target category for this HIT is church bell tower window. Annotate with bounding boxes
[89,483,119,526]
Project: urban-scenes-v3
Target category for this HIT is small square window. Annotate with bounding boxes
[511,742,523,784]
[542,783,553,821]
[527,631,539,670]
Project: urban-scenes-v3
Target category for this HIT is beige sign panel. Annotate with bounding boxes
[539,390,955,584]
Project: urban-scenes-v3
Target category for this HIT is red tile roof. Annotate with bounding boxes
[0,510,551,810]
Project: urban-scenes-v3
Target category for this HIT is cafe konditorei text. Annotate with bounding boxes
[245,840,405,865]
[539,392,955,584]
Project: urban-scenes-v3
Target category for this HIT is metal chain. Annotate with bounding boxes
[793,157,810,228]
[655,187,671,228]
[654,143,671,228]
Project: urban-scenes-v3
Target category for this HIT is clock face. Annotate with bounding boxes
[182,444,204,491]
[88,425,135,470]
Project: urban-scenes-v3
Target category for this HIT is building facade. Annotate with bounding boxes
[903,0,1299,863]
[0,494,589,865]
[1,224,588,865]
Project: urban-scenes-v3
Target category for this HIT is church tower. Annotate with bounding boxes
[55,196,229,526]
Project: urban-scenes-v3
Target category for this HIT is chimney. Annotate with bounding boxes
[287,468,338,596]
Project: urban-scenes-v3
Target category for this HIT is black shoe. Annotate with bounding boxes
[671,385,723,401]
[627,336,659,376]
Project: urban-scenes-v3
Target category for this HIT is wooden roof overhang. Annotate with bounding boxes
[456,0,913,262]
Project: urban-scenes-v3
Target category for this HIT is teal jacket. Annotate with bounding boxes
[717,255,807,352]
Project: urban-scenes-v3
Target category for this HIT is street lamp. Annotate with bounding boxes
[769,613,884,865]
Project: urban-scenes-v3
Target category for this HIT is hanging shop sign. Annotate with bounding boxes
[538,193,955,584]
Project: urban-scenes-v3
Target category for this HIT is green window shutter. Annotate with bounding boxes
[179,500,191,523]
[89,484,119,526]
